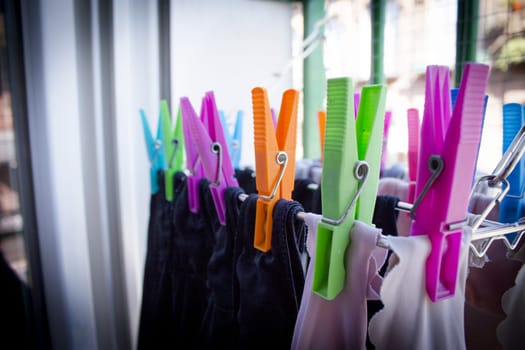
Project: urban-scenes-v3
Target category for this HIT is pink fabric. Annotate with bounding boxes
[292,214,387,350]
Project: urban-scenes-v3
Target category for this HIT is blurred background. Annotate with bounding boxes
[0,0,523,349]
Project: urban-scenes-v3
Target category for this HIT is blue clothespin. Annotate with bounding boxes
[219,110,243,169]
[499,103,525,224]
[140,109,166,194]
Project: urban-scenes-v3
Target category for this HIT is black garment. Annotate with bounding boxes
[137,171,185,349]
[367,194,400,350]
[234,168,257,195]
[236,196,307,350]
[170,177,220,348]
[292,179,320,214]
[0,252,36,349]
[199,186,245,349]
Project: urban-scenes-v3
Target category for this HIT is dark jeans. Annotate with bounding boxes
[137,172,218,349]
[236,195,307,349]
[199,186,245,349]
[170,177,219,348]
[137,171,184,349]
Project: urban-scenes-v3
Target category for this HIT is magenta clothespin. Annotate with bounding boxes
[180,92,238,225]
[407,108,420,202]
[381,111,392,171]
[410,63,489,302]
[181,98,205,214]
[354,93,360,118]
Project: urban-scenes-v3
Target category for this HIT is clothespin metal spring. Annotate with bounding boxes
[321,161,369,226]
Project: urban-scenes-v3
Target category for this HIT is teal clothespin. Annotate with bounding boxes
[141,108,166,194]
[232,110,243,169]
[219,110,243,169]
[313,77,387,300]
[161,101,185,201]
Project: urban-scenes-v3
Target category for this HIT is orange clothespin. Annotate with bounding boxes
[318,110,326,160]
[252,87,299,252]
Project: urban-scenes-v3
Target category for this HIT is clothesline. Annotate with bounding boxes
[237,191,525,251]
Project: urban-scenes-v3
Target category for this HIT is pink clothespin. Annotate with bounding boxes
[181,99,205,214]
[180,92,238,225]
[354,93,360,118]
[381,111,392,171]
[410,63,489,302]
[407,108,420,202]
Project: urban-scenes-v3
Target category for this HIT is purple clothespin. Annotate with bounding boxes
[381,111,392,171]
[181,99,205,214]
[354,93,360,118]
[410,63,489,302]
[407,108,420,203]
[180,92,238,225]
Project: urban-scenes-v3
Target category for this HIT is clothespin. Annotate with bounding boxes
[180,98,206,214]
[407,108,420,203]
[381,111,392,171]
[410,63,489,302]
[317,110,326,160]
[140,108,166,194]
[313,78,386,300]
[161,101,185,201]
[180,92,238,224]
[499,103,525,224]
[219,110,244,169]
[354,92,360,118]
[252,87,299,252]
[452,87,489,188]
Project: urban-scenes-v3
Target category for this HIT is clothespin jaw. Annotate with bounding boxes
[499,103,525,224]
[407,108,420,202]
[201,92,239,224]
[232,110,244,169]
[180,97,205,214]
[162,101,185,201]
[411,63,489,302]
[313,78,386,300]
[317,110,326,160]
[252,87,298,252]
[140,108,165,194]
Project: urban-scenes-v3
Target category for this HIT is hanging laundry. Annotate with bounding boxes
[236,195,307,349]
[169,177,220,348]
[497,244,525,350]
[368,230,471,350]
[292,216,387,350]
[137,171,186,349]
[199,187,245,349]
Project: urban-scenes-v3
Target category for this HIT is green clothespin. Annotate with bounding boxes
[161,100,185,201]
[313,78,387,300]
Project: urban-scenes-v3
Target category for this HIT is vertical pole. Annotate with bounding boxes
[370,0,386,84]
[159,0,171,103]
[455,0,479,86]
[303,0,325,159]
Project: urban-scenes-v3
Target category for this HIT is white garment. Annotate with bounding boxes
[497,263,525,349]
[369,229,471,350]
[292,214,387,350]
